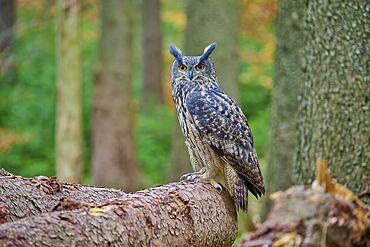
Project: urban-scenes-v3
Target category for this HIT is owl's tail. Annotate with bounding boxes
[224,164,249,212]
[235,175,248,212]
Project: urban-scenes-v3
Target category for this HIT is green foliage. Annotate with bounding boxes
[240,83,271,119]
[249,108,270,159]
[0,11,56,177]
[239,83,271,159]
[135,106,176,185]
[0,6,98,178]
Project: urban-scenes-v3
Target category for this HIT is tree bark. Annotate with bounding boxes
[0,175,237,246]
[0,0,16,86]
[92,0,141,191]
[55,0,83,183]
[141,0,164,105]
[0,170,126,224]
[167,0,240,182]
[263,0,304,216]
[0,0,15,53]
[294,1,370,203]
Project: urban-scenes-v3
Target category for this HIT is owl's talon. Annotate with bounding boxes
[210,180,222,193]
[215,184,222,193]
[180,174,189,181]
[180,168,207,182]
[180,173,199,182]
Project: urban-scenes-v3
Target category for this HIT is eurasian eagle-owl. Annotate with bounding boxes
[170,42,265,212]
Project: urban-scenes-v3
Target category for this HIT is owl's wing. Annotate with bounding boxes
[186,89,265,198]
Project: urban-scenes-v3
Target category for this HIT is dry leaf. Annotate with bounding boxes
[314,160,367,209]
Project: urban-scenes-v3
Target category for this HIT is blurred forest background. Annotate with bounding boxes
[0,0,368,233]
[0,0,274,188]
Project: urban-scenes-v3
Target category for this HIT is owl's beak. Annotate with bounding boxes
[186,69,194,80]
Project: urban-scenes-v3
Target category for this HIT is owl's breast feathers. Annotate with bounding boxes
[185,88,265,198]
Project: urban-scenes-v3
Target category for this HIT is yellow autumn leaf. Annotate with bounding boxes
[315,160,367,209]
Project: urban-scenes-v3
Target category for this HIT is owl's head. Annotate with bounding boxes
[169,43,217,85]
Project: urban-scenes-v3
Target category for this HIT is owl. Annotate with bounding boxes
[169,42,264,212]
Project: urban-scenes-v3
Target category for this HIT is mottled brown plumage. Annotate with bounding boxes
[170,43,264,212]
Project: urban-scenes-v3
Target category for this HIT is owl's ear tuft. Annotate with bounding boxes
[199,42,217,63]
[169,45,183,64]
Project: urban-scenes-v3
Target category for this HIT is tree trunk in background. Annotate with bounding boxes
[55,0,82,183]
[294,1,369,203]
[262,0,304,216]
[0,0,16,85]
[92,0,141,191]
[0,0,14,52]
[184,0,240,99]
[141,0,163,105]
[167,0,240,182]
[166,126,191,182]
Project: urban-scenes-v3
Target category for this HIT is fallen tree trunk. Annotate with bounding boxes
[0,172,237,246]
[0,169,126,224]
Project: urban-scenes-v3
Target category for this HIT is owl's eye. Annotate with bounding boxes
[178,64,187,71]
[195,64,205,71]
